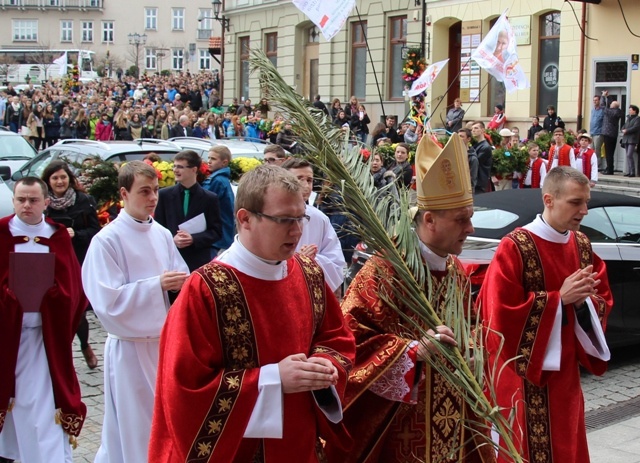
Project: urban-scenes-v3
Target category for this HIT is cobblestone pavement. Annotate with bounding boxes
[64,311,640,462]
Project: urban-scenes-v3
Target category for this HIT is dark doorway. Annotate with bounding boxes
[447,21,462,108]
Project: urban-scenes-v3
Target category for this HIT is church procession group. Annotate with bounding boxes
[0,104,612,462]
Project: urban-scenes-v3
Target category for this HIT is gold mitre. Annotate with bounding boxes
[415,132,473,210]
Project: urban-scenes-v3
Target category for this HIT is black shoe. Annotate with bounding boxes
[606,171,614,175]
[624,173,632,177]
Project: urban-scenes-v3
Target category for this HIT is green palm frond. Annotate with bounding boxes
[250,49,523,462]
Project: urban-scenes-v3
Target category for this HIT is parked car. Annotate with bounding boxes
[8,138,183,184]
[168,136,283,161]
[0,126,38,174]
[345,189,640,347]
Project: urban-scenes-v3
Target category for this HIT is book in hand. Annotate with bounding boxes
[9,252,55,313]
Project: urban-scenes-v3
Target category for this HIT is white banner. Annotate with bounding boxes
[471,12,529,92]
[293,0,355,41]
[408,59,449,97]
[53,51,68,77]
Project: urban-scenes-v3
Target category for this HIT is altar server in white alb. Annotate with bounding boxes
[82,161,189,463]
[282,158,346,292]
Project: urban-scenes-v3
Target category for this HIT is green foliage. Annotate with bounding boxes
[160,69,171,77]
[491,145,529,176]
[374,142,418,166]
[74,157,120,208]
[486,129,502,147]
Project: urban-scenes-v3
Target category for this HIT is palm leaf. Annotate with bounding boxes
[250,49,523,462]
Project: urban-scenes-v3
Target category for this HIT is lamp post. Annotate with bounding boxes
[127,32,147,78]
[200,0,230,101]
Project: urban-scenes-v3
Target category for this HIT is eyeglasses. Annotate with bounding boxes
[264,157,278,164]
[249,211,310,227]
[173,164,195,170]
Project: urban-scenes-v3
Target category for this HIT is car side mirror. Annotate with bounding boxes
[0,166,10,181]
[11,170,23,181]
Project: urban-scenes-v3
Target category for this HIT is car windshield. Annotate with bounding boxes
[472,207,520,229]
[0,137,36,160]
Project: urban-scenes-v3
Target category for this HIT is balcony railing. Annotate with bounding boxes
[0,0,103,9]
[197,29,212,40]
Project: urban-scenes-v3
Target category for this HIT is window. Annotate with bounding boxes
[389,16,407,100]
[265,32,277,67]
[13,20,38,42]
[49,0,60,6]
[145,48,157,70]
[60,20,73,43]
[198,8,212,30]
[102,21,114,44]
[172,8,185,31]
[580,208,617,243]
[606,206,640,242]
[172,48,184,70]
[308,26,320,44]
[81,21,93,42]
[199,49,211,70]
[351,21,367,101]
[145,8,158,31]
[537,11,561,115]
[239,36,250,101]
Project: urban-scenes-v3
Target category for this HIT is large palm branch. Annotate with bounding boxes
[250,49,522,462]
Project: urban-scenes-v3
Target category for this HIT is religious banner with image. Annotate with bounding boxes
[293,0,355,41]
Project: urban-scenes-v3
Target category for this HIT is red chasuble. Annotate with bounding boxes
[327,256,495,463]
[480,229,612,463]
[149,254,355,463]
[0,215,87,438]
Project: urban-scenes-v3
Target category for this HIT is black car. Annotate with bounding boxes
[462,189,640,347]
[345,189,640,347]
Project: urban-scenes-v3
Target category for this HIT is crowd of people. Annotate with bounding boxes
[0,72,617,463]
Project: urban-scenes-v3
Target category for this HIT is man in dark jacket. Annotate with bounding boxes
[154,150,221,272]
[601,92,624,175]
[312,95,330,117]
[471,121,493,194]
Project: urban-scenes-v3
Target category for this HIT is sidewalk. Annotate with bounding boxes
[588,416,640,463]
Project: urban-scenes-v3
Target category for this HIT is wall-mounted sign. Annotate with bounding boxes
[460,20,482,103]
[510,16,531,46]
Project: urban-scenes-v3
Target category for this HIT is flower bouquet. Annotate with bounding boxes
[150,160,176,188]
[229,157,263,182]
[402,48,427,82]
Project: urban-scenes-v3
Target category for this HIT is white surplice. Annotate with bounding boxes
[297,204,345,292]
[82,210,188,463]
[0,215,73,463]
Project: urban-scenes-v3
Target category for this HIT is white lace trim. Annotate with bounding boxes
[369,346,416,403]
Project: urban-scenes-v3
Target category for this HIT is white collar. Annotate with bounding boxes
[417,237,448,272]
[11,214,48,235]
[217,236,288,281]
[117,209,154,231]
[523,214,571,244]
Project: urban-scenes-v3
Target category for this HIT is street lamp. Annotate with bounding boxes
[199,0,230,100]
[212,0,230,32]
[127,32,147,78]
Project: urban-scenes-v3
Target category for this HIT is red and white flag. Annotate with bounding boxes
[408,59,449,97]
[293,0,355,41]
[471,12,529,92]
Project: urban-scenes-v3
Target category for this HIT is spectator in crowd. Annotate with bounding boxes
[487,104,506,131]
[0,177,88,463]
[236,98,253,117]
[95,113,114,141]
[388,142,413,188]
[370,152,396,190]
[344,95,359,119]
[59,107,75,140]
[334,110,351,130]
[458,127,478,192]
[527,116,543,141]
[88,110,99,140]
[203,145,235,256]
[171,114,193,138]
[329,98,343,122]
[277,122,299,152]
[445,97,465,133]
[127,112,143,140]
[82,161,189,463]
[471,121,493,193]
[192,118,209,139]
[313,95,330,117]
[256,97,270,116]
[141,115,156,139]
[42,160,100,369]
[350,104,370,144]
[543,105,565,132]
[404,120,419,144]
[370,122,388,147]
[621,104,640,177]
[43,103,61,147]
[4,96,23,133]
[590,94,606,170]
[26,103,44,150]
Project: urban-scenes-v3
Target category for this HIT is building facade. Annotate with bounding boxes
[0,0,225,77]
[220,0,638,169]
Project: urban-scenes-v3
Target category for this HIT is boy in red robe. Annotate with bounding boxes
[480,166,613,462]
[149,165,355,462]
